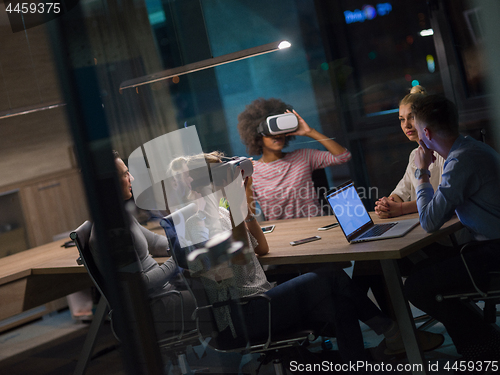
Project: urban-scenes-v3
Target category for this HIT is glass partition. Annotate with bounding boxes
[3,0,500,372]
[444,0,486,98]
[336,0,443,117]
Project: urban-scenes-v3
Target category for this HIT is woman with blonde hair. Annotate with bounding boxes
[375,85,446,218]
[355,86,467,336]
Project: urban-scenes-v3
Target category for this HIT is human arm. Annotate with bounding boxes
[374,195,419,218]
[244,210,269,256]
[375,149,421,218]
[135,223,183,289]
[287,110,348,156]
[245,176,256,215]
[414,140,435,184]
[415,144,466,232]
[138,224,170,257]
[93,220,179,292]
[140,258,179,291]
[243,176,267,254]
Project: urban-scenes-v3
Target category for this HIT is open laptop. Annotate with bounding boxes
[325,180,420,243]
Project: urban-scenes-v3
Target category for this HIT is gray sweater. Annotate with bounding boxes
[90,215,178,294]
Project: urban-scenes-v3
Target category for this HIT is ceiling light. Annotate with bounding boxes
[0,102,66,120]
[419,29,434,37]
[119,40,291,92]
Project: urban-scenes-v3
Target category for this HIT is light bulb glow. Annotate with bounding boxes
[426,54,435,73]
[420,29,434,37]
[278,41,291,49]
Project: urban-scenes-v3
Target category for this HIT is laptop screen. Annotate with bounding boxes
[326,181,372,238]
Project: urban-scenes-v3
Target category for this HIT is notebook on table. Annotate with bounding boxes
[325,180,420,243]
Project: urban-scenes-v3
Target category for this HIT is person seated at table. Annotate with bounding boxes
[168,151,444,365]
[237,98,351,221]
[405,95,500,362]
[89,150,196,338]
[354,87,444,319]
[353,87,471,322]
[374,86,445,219]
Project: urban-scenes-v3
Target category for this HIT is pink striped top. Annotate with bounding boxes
[252,149,351,220]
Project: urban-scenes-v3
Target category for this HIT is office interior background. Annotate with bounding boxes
[1,0,500,373]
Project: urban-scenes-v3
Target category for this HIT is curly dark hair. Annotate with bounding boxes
[237,98,295,156]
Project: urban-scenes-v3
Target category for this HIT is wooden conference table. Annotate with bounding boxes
[0,238,92,327]
[257,213,463,375]
[0,213,462,374]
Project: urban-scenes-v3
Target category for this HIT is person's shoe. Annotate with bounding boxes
[72,311,93,323]
[383,330,444,355]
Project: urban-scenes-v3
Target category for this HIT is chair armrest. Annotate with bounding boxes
[460,238,500,256]
[193,293,270,314]
[150,288,182,300]
[211,293,271,309]
[192,293,274,350]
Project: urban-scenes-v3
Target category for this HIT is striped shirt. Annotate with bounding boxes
[252,148,351,220]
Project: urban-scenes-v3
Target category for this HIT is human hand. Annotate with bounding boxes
[374,196,402,218]
[414,140,435,170]
[375,196,392,218]
[286,109,313,137]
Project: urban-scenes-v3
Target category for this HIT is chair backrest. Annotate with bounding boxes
[70,221,109,305]
[159,215,229,336]
[71,220,201,349]
[160,212,317,367]
[311,168,332,215]
[437,239,500,323]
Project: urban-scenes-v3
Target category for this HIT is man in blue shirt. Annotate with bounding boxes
[404,95,500,363]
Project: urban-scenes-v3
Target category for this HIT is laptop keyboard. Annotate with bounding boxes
[358,223,397,239]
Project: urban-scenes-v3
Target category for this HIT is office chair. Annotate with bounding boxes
[160,217,317,375]
[311,168,332,216]
[436,239,500,325]
[70,221,200,375]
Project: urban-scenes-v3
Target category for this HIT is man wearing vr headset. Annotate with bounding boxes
[237,98,351,221]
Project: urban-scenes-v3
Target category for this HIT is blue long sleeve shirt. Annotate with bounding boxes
[416,135,500,240]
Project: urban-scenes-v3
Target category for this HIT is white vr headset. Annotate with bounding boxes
[208,156,254,182]
[257,112,298,136]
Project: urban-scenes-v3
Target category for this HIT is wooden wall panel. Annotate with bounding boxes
[0,18,72,189]
[20,171,90,247]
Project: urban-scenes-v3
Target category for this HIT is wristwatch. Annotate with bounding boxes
[414,168,431,180]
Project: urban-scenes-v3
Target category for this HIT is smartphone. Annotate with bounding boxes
[290,235,321,246]
[261,225,275,234]
[317,223,339,231]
